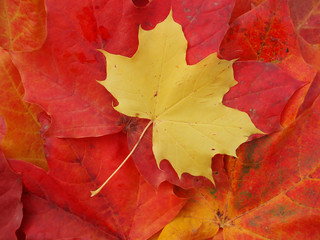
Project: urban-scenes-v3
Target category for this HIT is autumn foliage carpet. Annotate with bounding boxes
[1,0,320,239]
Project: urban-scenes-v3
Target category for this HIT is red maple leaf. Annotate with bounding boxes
[10,132,185,239]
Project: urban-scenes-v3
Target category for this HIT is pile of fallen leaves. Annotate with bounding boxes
[1,0,320,239]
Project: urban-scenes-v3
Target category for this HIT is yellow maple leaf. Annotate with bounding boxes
[99,12,261,182]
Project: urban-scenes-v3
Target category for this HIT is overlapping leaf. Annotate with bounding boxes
[289,0,320,45]
[10,1,117,137]
[289,0,320,115]
[0,0,46,51]
[10,0,173,138]
[158,95,320,239]
[229,0,263,23]
[220,0,317,129]
[172,0,235,64]
[10,132,185,239]
[223,61,304,133]
[0,127,23,239]
[289,0,320,78]
[220,0,315,83]
[0,48,46,168]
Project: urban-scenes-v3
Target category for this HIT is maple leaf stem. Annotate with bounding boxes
[90,120,153,197]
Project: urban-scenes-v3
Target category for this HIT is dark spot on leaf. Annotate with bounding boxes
[217,209,222,217]
[209,188,217,196]
[132,0,150,8]
[74,157,82,163]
